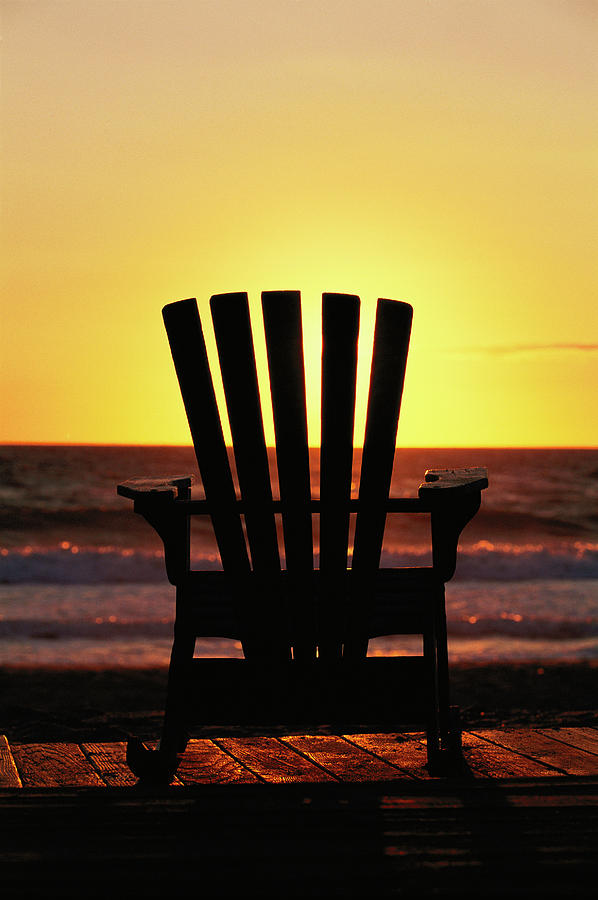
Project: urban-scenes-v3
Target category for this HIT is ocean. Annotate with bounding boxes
[1,445,597,667]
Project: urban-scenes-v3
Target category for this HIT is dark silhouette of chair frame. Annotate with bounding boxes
[118,291,487,781]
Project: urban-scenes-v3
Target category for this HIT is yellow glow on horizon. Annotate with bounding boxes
[1,1,597,448]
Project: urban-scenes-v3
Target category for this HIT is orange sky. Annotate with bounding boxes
[1,1,597,447]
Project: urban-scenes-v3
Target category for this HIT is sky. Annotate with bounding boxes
[1,0,597,447]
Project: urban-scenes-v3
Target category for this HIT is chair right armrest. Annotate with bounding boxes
[418,467,488,498]
[418,467,488,581]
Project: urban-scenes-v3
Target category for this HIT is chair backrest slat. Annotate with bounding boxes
[346,298,412,658]
[352,298,412,571]
[210,292,280,574]
[262,290,315,660]
[319,293,360,659]
[162,298,251,577]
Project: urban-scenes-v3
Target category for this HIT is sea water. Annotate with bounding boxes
[1,445,597,666]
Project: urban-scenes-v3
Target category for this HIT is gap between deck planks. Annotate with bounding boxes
[2,728,597,788]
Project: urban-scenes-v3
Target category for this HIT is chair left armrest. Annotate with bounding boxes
[117,475,193,501]
[117,475,195,583]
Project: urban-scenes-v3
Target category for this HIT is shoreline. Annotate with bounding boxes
[2,661,596,743]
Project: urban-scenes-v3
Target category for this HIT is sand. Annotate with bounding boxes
[1,662,596,743]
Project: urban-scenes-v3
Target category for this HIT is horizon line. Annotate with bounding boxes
[1,441,596,451]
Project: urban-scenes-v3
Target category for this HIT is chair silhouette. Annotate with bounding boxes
[118,291,487,781]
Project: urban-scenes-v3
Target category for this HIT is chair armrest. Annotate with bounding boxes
[117,475,194,501]
[418,467,488,498]
[418,467,488,581]
[117,475,195,584]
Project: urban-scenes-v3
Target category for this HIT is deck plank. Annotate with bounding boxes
[537,727,598,757]
[0,735,22,788]
[217,736,336,783]
[461,732,562,778]
[281,734,407,782]
[470,729,598,776]
[343,733,428,779]
[176,738,260,785]
[81,742,138,786]
[11,743,104,787]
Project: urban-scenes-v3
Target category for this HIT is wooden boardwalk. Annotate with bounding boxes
[2,727,598,787]
[1,728,597,898]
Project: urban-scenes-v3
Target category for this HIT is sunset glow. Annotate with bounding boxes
[2,1,596,447]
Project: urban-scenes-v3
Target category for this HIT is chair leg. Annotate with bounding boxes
[435,589,451,744]
[427,587,463,775]
[160,627,195,754]
[126,622,195,783]
[423,628,441,758]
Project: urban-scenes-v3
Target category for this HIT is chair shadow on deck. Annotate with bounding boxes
[6,775,592,899]
[117,290,488,782]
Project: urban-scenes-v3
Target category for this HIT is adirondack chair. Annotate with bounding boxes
[118,291,487,782]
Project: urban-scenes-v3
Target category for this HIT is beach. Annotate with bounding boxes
[2,662,596,745]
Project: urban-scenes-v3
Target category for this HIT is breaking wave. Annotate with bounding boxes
[1,540,597,584]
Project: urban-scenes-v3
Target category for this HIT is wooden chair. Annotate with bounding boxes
[118,291,487,781]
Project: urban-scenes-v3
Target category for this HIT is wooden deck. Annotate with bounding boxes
[1,728,597,897]
[2,727,598,788]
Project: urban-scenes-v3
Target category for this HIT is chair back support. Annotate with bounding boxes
[162,292,413,660]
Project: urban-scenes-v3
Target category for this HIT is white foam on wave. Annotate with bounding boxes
[0,544,220,584]
[381,540,598,581]
[1,540,597,583]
